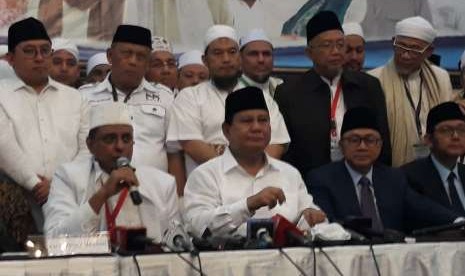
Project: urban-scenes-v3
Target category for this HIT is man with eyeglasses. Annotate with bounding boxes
[145,36,179,96]
[80,26,178,186]
[402,102,465,216]
[307,107,461,234]
[369,16,453,167]
[0,17,89,236]
[275,10,391,177]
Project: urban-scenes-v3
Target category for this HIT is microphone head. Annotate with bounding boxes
[116,156,131,168]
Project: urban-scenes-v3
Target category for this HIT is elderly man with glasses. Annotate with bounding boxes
[369,16,454,167]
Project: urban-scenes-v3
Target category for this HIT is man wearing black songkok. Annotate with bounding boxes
[0,17,89,243]
[183,87,326,238]
[307,107,461,234]
[403,102,465,216]
[275,10,391,176]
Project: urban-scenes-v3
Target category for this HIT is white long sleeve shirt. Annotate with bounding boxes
[43,157,181,243]
[183,148,319,238]
[0,76,89,190]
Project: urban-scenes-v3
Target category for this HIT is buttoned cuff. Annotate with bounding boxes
[227,198,252,229]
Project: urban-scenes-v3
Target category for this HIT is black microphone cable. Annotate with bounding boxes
[279,247,309,276]
[319,247,344,276]
[132,254,142,276]
[369,243,381,276]
[311,245,317,276]
[162,242,207,276]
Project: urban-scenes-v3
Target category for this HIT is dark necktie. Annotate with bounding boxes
[359,176,383,232]
[447,172,465,215]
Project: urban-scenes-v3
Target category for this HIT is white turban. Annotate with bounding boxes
[204,25,238,50]
[86,52,109,75]
[178,50,205,69]
[89,102,132,130]
[461,50,465,70]
[342,22,364,38]
[239,28,272,50]
[152,36,173,53]
[395,16,436,44]
[0,45,7,58]
[52,38,79,60]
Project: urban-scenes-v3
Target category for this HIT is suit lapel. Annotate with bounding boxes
[340,71,363,110]
[426,156,452,205]
[338,162,363,216]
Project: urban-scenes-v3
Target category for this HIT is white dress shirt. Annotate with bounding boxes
[0,76,89,190]
[320,73,345,142]
[167,80,290,175]
[43,156,181,243]
[183,148,319,238]
[81,76,174,171]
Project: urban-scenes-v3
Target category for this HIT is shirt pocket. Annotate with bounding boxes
[141,104,166,118]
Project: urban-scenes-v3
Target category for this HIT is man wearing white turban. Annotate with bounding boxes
[50,38,80,88]
[369,16,454,167]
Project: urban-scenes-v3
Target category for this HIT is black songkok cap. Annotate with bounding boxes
[225,86,269,124]
[112,25,152,49]
[427,102,465,134]
[8,17,50,52]
[341,107,380,136]
[306,10,343,43]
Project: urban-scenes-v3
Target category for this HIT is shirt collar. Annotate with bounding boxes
[99,74,152,95]
[344,160,373,185]
[209,79,241,94]
[431,154,458,183]
[92,157,109,185]
[222,147,280,174]
[320,71,342,87]
[240,74,269,90]
[11,76,58,93]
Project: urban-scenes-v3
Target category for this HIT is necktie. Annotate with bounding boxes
[447,172,465,215]
[359,176,383,232]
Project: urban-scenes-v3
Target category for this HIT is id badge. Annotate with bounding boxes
[413,143,429,159]
[330,139,343,162]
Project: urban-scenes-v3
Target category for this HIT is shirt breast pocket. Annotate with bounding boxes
[141,104,166,118]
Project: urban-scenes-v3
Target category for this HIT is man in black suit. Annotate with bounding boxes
[275,11,391,176]
[402,102,465,216]
[306,107,460,233]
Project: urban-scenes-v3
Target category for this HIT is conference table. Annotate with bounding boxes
[1,242,465,275]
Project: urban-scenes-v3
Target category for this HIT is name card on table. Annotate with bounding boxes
[46,232,111,256]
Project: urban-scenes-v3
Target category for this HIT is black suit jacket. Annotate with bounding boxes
[275,69,391,175]
[306,161,458,233]
[402,156,465,216]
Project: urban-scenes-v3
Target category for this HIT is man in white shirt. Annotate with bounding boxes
[0,17,89,231]
[84,52,111,85]
[145,36,178,95]
[342,22,365,72]
[184,87,325,238]
[44,102,180,243]
[177,50,209,90]
[168,25,290,181]
[238,28,282,98]
[50,38,81,88]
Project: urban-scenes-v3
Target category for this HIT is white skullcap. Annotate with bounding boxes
[204,25,238,50]
[460,50,465,70]
[89,102,132,130]
[152,36,173,53]
[239,28,272,49]
[0,45,7,57]
[342,22,364,38]
[52,38,79,60]
[395,16,436,43]
[86,52,109,75]
[178,50,205,69]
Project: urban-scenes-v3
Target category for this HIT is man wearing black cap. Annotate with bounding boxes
[80,25,179,185]
[184,86,325,238]
[307,107,460,233]
[402,102,465,216]
[275,10,391,176]
[0,17,89,235]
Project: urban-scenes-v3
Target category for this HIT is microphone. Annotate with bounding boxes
[246,218,274,249]
[116,157,142,205]
[162,220,196,254]
[412,220,465,236]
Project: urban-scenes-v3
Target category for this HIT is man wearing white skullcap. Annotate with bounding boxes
[238,28,282,98]
[44,102,181,244]
[167,25,290,192]
[369,16,454,167]
[145,36,178,94]
[84,52,111,84]
[342,22,365,71]
[50,38,81,88]
[177,50,209,90]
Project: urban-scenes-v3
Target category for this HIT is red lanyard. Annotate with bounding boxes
[330,82,342,138]
[105,188,129,242]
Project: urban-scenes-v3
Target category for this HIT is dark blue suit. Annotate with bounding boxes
[306,161,458,233]
[402,156,465,216]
